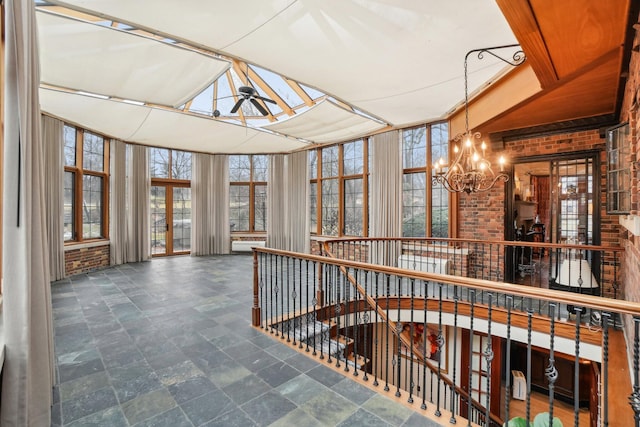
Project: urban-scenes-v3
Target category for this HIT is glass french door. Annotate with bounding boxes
[150,184,191,256]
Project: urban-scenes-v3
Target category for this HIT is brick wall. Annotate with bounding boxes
[616,13,640,353]
[65,244,110,276]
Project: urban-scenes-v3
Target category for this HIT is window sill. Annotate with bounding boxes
[64,240,111,251]
[620,214,640,237]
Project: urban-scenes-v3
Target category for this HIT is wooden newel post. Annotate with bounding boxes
[252,249,261,327]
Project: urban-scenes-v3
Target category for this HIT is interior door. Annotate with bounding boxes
[150,184,191,256]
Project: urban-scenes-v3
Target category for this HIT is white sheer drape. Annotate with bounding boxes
[2,1,55,425]
[287,151,309,253]
[110,139,127,265]
[266,153,309,252]
[126,144,150,262]
[42,115,65,280]
[267,155,287,249]
[370,130,402,265]
[191,153,230,255]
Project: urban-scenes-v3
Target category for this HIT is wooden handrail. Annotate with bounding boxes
[253,246,640,317]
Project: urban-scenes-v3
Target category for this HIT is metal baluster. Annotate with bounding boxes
[275,256,281,337]
[484,293,494,427]
[504,295,513,423]
[450,285,459,425]
[310,260,316,354]
[526,308,533,425]
[408,278,415,404]
[546,303,558,427]
[395,274,403,398]
[269,253,274,334]
[323,264,330,361]
[384,274,390,392]
[629,316,640,426]
[573,306,582,427]
[342,268,349,372]
[373,272,379,386]
[259,252,266,329]
[467,289,476,427]
[422,279,428,410]
[435,282,443,417]
[335,266,342,367]
[362,269,369,380]
[603,311,611,427]
[286,256,291,342]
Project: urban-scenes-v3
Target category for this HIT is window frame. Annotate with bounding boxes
[229,155,268,233]
[63,126,110,243]
[401,122,450,238]
[310,139,369,237]
[606,122,631,215]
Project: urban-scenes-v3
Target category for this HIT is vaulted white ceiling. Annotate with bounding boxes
[37,0,518,154]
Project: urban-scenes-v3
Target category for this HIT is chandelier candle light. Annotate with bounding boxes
[433,44,526,193]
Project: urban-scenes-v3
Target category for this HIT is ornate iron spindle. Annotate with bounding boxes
[343,268,350,373]
[322,264,330,361]
[467,289,476,426]
[276,256,281,337]
[269,253,274,334]
[395,320,402,398]
[408,278,415,404]
[384,274,390,392]
[422,279,428,410]
[504,296,513,424]
[435,282,444,417]
[335,267,342,368]
[286,256,291,342]
[311,260,316,354]
[629,316,640,426]
[450,285,459,425]
[259,252,266,329]
[526,308,533,426]
[603,311,611,427]
[573,306,582,427]
[362,269,369,380]
[373,272,379,386]
[484,293,494,427]
[546,303,558,426]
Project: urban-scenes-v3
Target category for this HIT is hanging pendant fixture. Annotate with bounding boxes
[433,44,526,194]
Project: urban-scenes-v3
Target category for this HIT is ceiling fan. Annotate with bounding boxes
[229,86,276,116]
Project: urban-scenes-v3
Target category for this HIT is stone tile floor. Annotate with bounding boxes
[51,255,440,426]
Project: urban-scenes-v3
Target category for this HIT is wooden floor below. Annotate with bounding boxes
[501,387,589,426]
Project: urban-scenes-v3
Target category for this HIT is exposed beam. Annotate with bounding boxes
[496,0,558,88]
[285,78,315,107]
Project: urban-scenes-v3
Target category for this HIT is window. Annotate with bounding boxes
[149,148,192,256]
[606,123,631,214]
[310,140,368,236]
[229,155,268,232]
[402,122,449,237]
[63,125,109,242]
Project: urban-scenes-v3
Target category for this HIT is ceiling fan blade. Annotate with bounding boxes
[254,95,276,104]
[250,98,269,116]
[230,98,244,114]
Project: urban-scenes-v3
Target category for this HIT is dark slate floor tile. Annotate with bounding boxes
[202,409,259,427]
[60,387,119,424]
[65,406,128,427]
[168,375,218,404]
[222,374,271,404]
[400,411,443,427]
[131,406,192,427]
[305,364,349,388]
[236,349,279,373]
[337,408,393,427]
[255,361,302,388]
[58,358,105,383]
[180,389,236,426]
[331,377,377,405]
[111,371,163,403]
[241,390,298,427]
[121,388,177,426]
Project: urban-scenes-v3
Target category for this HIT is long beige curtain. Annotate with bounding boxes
[126,144,150,262]
[267,155,287,249]
[2,0,55,425]
[191,153,230,255]
[42,115,65,280]
[370,130,402,265]
[110,139,127,265]
[286,151,309,253]
[266,153,309,252]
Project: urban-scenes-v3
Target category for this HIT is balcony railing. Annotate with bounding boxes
[251,240,637,427]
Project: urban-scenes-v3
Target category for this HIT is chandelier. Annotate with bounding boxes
[433,45,526,194]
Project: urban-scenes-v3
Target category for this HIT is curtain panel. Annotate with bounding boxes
[42,115,65,280]
[267,154,287,249]
[126,144,150,262]
[110,139,127,265]
[370,130,402,265]
[286,151,310,253]
[191,153,230,255]
[2,0,55,425]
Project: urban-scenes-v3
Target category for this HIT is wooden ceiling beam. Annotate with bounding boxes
[496,0,558,88]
